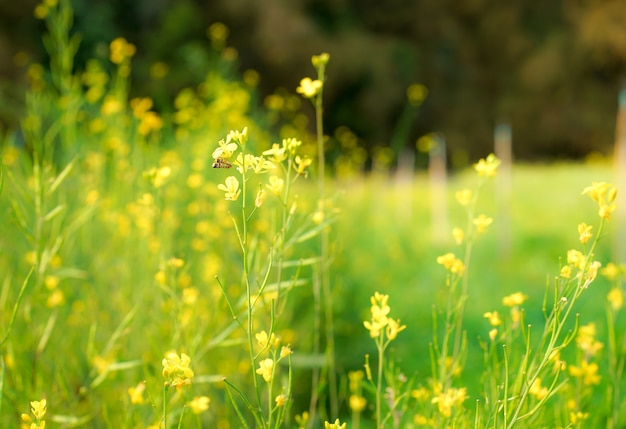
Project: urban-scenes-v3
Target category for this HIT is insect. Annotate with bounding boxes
[212,157,232,168]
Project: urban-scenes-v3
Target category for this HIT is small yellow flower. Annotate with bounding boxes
[431,387,468,418]
[311,52,330,68]
[295,411,309,429]
[296,77,323,98]
[349,394,367,412]
[578,222,593,244]
[455,189,473,206]
[162,351,194,389]
[436,253,465,275]
[295,155,312,175]
[109,37,136,64]
[256,358,274,382]
[576,323,604,357]
[582,181,617,220]
[275,394,287,407]
[386,317,406,340]
[473,154,500,177]
[266,175,285,195]
[529,377,549,400]
[570,411,589,425]
[128,382,146,404]
[473,214,493,234]
[324,419,347,429]
[502,292,528,307]
[452,227,464,245]
[608,287,623,311]
[560,265,572,279]
[21,399,47,429]
[407,83,428,105]
[263,143,287,162]
[280,345,293,359]
[255,188,267,207]
[212,139,238,160]
[187,396,210,414]
[217,176,241,201]
[601,262,623,281]
[483,311,502,326]
[489,328,498,341]
[255,330,280,350]
[569,360,601,385]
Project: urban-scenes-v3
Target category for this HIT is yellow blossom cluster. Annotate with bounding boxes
[431,387,468,417]
[436,253,465,276]
[162,351,194,389]
[581,181,617,220]
[21,399,47,429]
[363,292,406,341]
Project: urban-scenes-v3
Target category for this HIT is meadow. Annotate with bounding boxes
[1,1,625,428]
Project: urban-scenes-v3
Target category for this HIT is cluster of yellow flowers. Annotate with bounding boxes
[21,399,47,429]
[363,292,406,341]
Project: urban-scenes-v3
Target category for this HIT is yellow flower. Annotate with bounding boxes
[473,214,493,233]
[601,262,623,281]
[431,387,468,417]
[226,127,248,146]
[128,382,146,404]
[109,37,136,64]
[212,139,238,160]
[529,378,549,400]
[502,292,528,307]
[473,154,500,177]
[349,394,367,412]
[162,351,194,389]
[255,189,267,207]
[311,52,330,68]
[266,176,285,195]
[348,370,364,391]
[608,287,623,311]
[263,143,287,162]
[296,77,323,98]
[455,189,473,206]
[280,345,293,359]
[483,311,501,326]
[560,265,572,279]
[578,222,593,244]
[256,358,274,382]
[569,360,601,385]
[452,227,464,245]
[295,155,312,175]
[386,317,406,340]
[275,394,287,407]
[255,330,280,350]
[295,411,309,429]
[489,328,498,341]
[407,83,428,105]
[324,419,347,429]
[582,181,617,220]
[217,176,241,201]
[436,253,465,275]
[187,396,210,414]
[576,323,604,357]
[21,399,47,429]
[570,411,589,425]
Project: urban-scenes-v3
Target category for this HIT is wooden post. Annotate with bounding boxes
[429,134,448,244]
[494,123,513,259]
[614,89,626,262]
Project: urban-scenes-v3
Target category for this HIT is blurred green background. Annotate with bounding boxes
[2,0,626,164]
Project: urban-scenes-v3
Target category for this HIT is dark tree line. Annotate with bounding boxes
[1,0,625,162]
